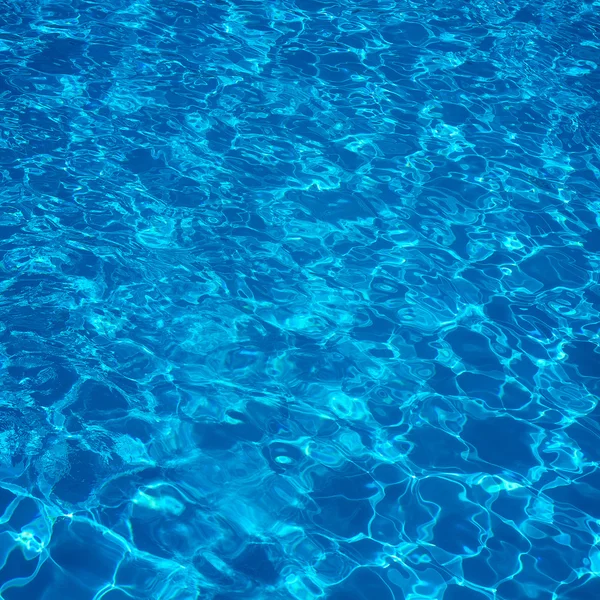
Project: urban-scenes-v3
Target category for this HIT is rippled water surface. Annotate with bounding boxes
[1,0,600,598]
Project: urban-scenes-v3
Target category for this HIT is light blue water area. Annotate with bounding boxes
[1,0,600,598]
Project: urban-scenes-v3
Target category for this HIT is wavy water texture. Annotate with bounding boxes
[0,0,600,598]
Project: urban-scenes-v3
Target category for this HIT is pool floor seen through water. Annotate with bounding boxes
[0,0,600,599]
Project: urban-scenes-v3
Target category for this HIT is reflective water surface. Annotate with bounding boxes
[0,0,600,599]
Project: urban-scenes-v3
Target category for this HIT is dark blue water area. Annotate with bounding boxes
[0,0,600,598]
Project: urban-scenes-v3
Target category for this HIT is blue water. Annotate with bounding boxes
[1,0,600,598]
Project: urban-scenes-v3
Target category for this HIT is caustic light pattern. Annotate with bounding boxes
[0,0,600,599]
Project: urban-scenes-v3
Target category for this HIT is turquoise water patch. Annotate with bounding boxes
[0,0,600,599]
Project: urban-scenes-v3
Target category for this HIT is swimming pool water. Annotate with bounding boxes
[1,0,600,598]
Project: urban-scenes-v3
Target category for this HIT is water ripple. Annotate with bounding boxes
[0,0,600,599]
